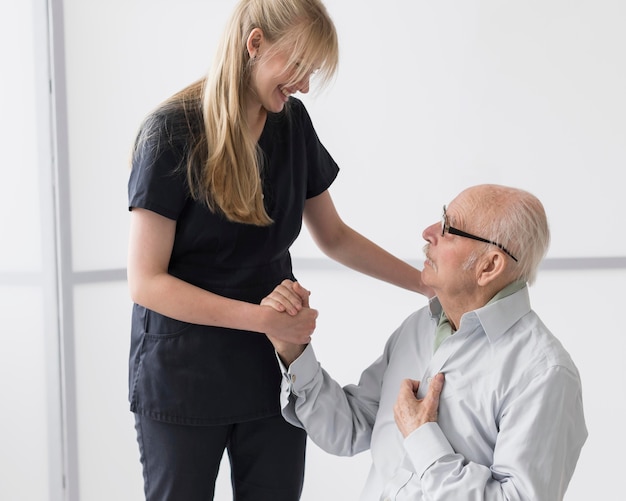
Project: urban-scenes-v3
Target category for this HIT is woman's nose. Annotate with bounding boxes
[297,76,310,94]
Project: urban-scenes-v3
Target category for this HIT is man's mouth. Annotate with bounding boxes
[423,246,435,269]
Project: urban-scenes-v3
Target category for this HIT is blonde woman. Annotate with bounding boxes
[127,0,432,499]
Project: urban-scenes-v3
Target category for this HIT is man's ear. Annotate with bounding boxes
[246,28,264,58]
[476,251,508,287]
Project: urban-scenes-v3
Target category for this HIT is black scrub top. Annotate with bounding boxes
[128,97,339,425]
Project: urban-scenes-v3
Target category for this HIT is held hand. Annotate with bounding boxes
[393,373,444,438]
[262,305,318,344]
[261,306,318,366]
[260,279,316,365]
[261,289,318,365]
[261,279,311,315]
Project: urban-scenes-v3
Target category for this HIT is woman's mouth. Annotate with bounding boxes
[279,86,292,99]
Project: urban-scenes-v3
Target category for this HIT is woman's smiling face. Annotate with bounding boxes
[246,29,316,114]
[249,49,314,113]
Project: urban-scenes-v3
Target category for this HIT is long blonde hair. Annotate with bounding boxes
[165,0,339,225]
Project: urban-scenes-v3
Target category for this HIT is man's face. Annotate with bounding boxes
[421,199,479,296]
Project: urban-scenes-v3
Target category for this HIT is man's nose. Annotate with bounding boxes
[422,222,440,242]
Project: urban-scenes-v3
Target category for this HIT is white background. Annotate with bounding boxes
[1,0,624,500]
[60,0,626,268]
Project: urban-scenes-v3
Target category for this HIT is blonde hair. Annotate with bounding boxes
[149,0,338,225]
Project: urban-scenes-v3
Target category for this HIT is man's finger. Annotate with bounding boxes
[398,378,420,400]
[426,373,444,402]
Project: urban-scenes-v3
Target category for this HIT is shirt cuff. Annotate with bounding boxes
[276,344,319,396]
[404,422,455,476]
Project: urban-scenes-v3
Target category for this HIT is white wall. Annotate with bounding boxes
[2,0,624,500]
[59,0,626,265]
[0,1,63,500]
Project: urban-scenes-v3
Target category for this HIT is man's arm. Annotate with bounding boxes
[277,343,384,458]
[260,278,379,456]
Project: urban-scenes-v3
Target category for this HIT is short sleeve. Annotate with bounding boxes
[127,113,189,220]
[290,99,339,199]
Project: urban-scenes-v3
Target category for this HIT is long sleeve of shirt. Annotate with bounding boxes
[279,343,382,457]
[277,287,587,501]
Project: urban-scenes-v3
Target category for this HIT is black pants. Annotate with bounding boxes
[134,413,307,501]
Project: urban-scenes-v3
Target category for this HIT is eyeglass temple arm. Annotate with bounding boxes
[448,227,518,262]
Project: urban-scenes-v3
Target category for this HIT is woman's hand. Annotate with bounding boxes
[261,279,311,315]
[260,280,316,364]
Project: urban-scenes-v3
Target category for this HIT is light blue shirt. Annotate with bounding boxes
[278,285,587,500]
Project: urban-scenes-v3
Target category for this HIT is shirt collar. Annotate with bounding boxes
[428,280,531,344]
[474,281,530,344]
[428,295,443,319]
[487,279,526,305]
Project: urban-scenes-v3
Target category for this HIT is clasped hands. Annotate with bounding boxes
[261,279,444,436]
[260,279,317,365]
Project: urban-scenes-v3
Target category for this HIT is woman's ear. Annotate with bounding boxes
[246,28,264,59]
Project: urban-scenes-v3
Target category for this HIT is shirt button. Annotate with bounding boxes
[427,376,433,383]
[291,374,297,383]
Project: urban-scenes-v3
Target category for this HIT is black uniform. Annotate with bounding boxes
[128,97,339,500]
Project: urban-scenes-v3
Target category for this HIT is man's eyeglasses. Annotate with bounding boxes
[441,205,518,262]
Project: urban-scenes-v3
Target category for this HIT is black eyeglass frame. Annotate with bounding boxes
[441,205,519,262]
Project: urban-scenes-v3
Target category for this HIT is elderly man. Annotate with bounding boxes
[262,184,587,501]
